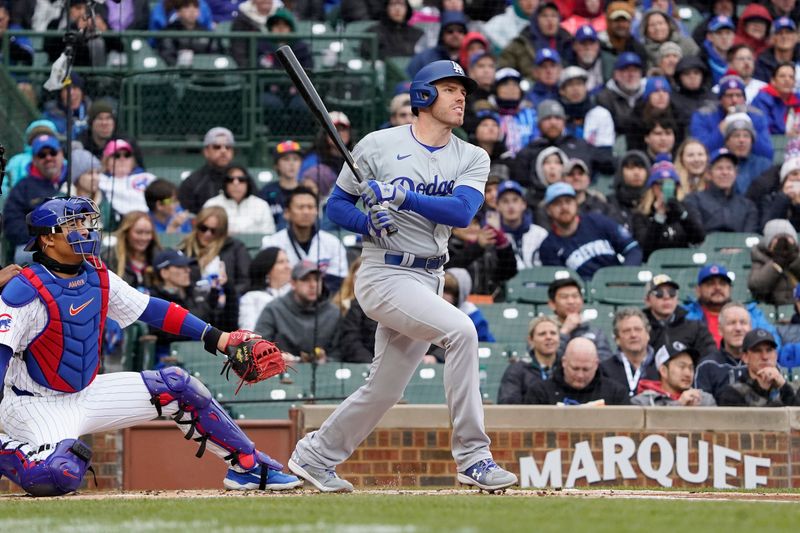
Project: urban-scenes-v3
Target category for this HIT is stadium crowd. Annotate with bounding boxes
[5,0,800,408]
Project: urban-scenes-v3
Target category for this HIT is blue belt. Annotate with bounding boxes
[383,252,447,271]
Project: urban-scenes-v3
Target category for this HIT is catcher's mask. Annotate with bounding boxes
[25,197,103,262]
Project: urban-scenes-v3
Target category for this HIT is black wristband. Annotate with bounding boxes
[203,326,223,355]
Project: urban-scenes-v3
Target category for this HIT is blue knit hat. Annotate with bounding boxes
[718,70,745,96]
[643,76,671,100]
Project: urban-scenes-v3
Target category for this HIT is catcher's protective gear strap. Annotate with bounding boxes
[0,437,92,497]
[327,185,369,235]
[400,185,483,228]
[0,345,11,394]
[139,297,209,339]
[141,367,257,464]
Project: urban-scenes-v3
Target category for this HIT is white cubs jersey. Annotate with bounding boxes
[337,125,490,257]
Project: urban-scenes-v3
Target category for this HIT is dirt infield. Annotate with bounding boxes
[2,488,799,503]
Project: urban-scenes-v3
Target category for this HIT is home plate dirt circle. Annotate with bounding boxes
[2,488,799,503]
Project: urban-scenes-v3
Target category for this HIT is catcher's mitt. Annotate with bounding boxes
[221,331,286,394]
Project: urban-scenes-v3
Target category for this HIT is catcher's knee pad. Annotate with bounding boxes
[141,367,261,468]
[0,438,92,497]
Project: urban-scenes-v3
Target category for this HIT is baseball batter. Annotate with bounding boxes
[0,197,301,496]
[289,60,518,493]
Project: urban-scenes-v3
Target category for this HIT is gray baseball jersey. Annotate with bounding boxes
[336,124,490,257]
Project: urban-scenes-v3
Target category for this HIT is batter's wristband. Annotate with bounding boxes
[203,326,223,355]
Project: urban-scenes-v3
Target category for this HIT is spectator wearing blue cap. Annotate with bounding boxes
[596,52,646,138]
[406,11,468,77]
[632,161,705,259]
[471,67,539,156]
[689,70,774,160]
[755,16,800,83]
[526,47,563,107]
[683,148,759,234]
[492,180,547,270]
[684,266,779,351]
[701,15,736,84]
[557,66,616,150]
[498,1,572,80]
[748,218,800,305]
[539,182,642,279]
[751,62,800,135]
[639,9,699,71]
[721,112,772,194]
[484,0,538,50]
[566,25,606,92]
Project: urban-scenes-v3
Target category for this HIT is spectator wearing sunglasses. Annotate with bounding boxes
[178,127,236,214]
[642,274,717,360]
[99,138,156,217]
[203,164,275,236]
[145,178,193,234]
[2,134,68,263]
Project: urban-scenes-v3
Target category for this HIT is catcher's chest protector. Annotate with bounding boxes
[21,263,109,392]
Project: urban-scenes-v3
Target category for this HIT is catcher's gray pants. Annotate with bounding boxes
[294,256,492,471]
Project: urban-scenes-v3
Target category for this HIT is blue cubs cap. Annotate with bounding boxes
[544,182,576,205]
[575,25,598,42]
[643,76,671,100]
[646,162,680,188]
[614,52,642,70]
[697,263,732,285]
[773,16,797,33]
[535,47,561,66]
[31,134,61,156]
[475,109,501,125]
[708,15,735,32]
[497,180,525,199]
[718,71,745,96]
[709,147,738,166]
[154,249,191,270]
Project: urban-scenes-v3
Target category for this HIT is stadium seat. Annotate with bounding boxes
[589,266,654,306]
[701,232,761,255]
[647,248,711,273]
[177,84,245,137]
[505,267,582,304]
[157,233,184,249]
[131,77,179,136]
[581,303,617,340]
[777,304,796,323]
[148,166,191,185]
[478,343,510,405]
[476,303,537,343]
[772,134,788,164]
[756,303,777,323]
[313,362,371,399]
[404,364,446,404]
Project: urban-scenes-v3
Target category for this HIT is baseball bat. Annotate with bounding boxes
[275,45,365,183]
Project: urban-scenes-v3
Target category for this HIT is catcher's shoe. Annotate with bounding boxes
[223,466,303,491]
[457,459,517,492]
[288,453,354,493]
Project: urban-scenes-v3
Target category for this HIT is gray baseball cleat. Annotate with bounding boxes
[288,453,354,493]
[457,458,518,492]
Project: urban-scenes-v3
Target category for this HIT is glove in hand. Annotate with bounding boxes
[221,330,286,394]
[357,180,407,209]
[367,205,398,238]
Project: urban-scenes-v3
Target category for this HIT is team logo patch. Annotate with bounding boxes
[0,313,13,333]
[451,61,465,76]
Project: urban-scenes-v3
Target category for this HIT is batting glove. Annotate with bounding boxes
[367,205,398,238]
[357,180,407,210]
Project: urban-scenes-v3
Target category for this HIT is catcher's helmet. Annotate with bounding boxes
[25,196,102,257]
[409,60,478,113]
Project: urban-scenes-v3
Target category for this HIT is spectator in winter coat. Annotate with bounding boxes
[700,15,736,84]
[540,182,642,279]
[626,77,682,155]
[498,1,573,80]
[689,71,774,160]
[179,127,236,214]
[546,277,613,361]
[683,265,779,348]
[632,342,716,406]
[530,145,569,206]
[566,25,608,93]
[498,316,561,404]
[732,4,772,57]
[671,55,715,127]
[722,44,767,104]
[748,219,800,305]
[639,9,699,71]
[596,52,646,138]
[494,180,547,270]
[760,156,800,229]
[407,11,468,77]
[683,148,759,234]
[600,307,660,397]
[632,161,705,259]
[238,247,292,331]
[643,274,717,359]
[598,1,648,79]
[365,0,424,58]
[6,119,57,187]
[526,48,562,107]
[655,41,682,84]
[229,0,276,68]
[754,17,800,84]
[157,0,221,66]
[259,140,302,231]
[98,139,156,217]
[203,164,276,235]
[458,32,490,76]
[721,113,773,194]
[558,66,616,150]
[751,62,800,135]
[694,301,751,401]
[562,0,607,35]
[483,0,538,50]
[524,337,631,405]
[718,329,800,406]
[607,150,649,231]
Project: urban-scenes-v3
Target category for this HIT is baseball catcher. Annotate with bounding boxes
[0,197,301,496]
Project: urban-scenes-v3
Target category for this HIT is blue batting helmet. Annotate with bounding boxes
[409,60,478,113]
[26,196,102,258]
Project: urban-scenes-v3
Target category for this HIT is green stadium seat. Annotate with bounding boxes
[477,303,537,344]
[612,135,627,157]
[177,84,245,137]
[777,304,796,323]
[581,303,617,340]
[506,267,582,304]
[157,233,184,250]
[589,266,654,306]
[503,342,529,361]
[772,134,788,164]
[677,4,704,33]
[314,363,370,399]
[148,166,191,185]
[593,174,614,197]
[132,77,179,136]
[478,342,511,404]
[647,248,711,272]
[757,303,777,323]
[231,403,294,420]
[404,364,446,404]
[701,232,761,255]
[235,233,268,252]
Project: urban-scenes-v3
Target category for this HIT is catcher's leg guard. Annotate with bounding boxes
[140,367,282,472]
[0,434,92,497]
